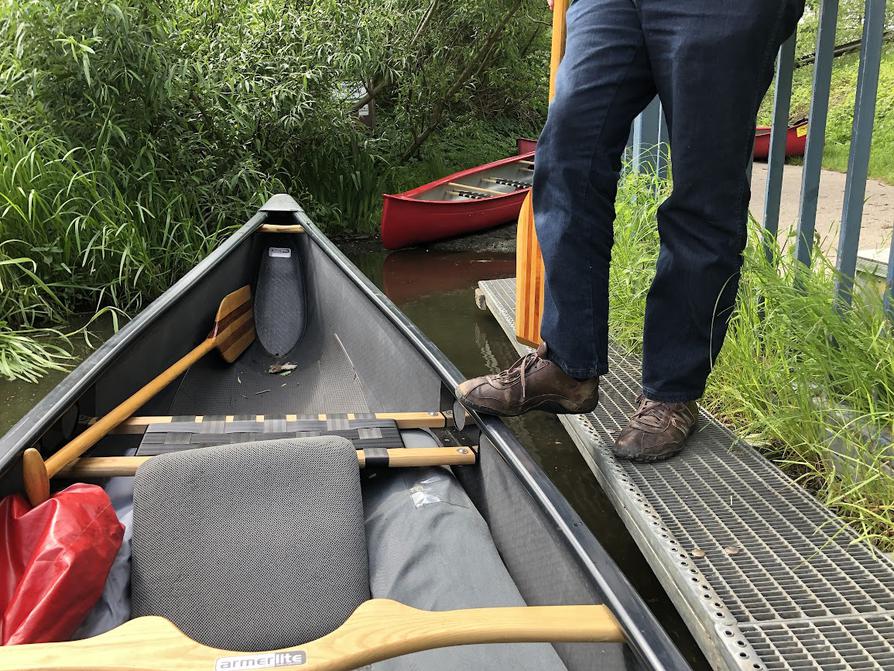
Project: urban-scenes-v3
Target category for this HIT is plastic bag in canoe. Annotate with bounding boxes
[0,483,123,645]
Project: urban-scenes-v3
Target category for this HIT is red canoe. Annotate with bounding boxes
[753,118,808,160]
[381,151,535,249]
[516,137,538,155]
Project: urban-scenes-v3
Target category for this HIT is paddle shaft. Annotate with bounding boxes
[21,339,215,506]
[0,599,622,671]
[23,286,254,506]
[59,447,478,478]
[49,339,214,478]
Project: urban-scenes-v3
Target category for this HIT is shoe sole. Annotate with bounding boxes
[456,392,599,418]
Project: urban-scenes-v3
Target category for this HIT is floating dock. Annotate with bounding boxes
[478,278,894,671]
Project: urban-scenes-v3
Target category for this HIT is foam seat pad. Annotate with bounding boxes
[363,467,567,671]
[131,437,369,651]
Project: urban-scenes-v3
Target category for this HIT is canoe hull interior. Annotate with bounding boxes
[0,196,689,671]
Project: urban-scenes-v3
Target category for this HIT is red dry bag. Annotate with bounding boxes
[0,483,124,645]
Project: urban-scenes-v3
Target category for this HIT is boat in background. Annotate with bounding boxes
[380,115,807,251]
[753,118,808,160]
[516,137,538,154]
[381,151,535,249]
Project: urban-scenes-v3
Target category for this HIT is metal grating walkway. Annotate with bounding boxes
[478,278,894,671]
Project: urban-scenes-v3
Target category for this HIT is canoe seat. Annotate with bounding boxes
[130,437,370,651]
[135,415,403,456]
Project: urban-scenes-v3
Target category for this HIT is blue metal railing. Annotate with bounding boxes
[626,0,891,312]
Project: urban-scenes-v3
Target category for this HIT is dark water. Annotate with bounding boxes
[0,244,708,669]
[0,319,117,435]
[346,245,709,670]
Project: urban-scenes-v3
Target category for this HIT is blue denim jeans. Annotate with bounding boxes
[533,0,803,401]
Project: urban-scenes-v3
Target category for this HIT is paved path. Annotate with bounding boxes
[749,163,893,259]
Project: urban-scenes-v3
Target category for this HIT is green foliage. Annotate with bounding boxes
[610,171,894,551]
[0,0,549,379]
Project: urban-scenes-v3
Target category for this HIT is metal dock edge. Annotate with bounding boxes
[478,278,894,671]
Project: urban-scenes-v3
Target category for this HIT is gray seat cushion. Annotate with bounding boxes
[131,437,369,651]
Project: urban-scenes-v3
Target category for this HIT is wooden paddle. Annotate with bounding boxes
[58,447,478,478]
[514,0,568,347]
[22,286,255,507]
[0,599,622,671]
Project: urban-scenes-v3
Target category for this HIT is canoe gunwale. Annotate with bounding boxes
[383,190,525,206]
[386,151,535,201]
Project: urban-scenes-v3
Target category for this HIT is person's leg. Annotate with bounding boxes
[535,0,656,380]
[613,0,803,461]
[456,0,655,417]
[639,0,804,401]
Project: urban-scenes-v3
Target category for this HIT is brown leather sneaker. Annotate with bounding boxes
[456,344,599,417]
[613,395,698,463]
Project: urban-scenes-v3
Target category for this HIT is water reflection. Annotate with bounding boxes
[382,249,515,304]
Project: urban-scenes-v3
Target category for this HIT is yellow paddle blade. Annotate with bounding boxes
[0,600,623,671]
[515,193,545,347]
[210,285,255,363]
[514,0,568,347]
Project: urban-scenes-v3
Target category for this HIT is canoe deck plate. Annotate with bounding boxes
[478,278,894,671]
[136,415,402,455]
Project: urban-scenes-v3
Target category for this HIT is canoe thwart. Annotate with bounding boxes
[0,599,621,671]
[481,177,531,189]
[92,411,462,434]
[446,182,507,197]
[58,447,478,478]
[259,223,305,234]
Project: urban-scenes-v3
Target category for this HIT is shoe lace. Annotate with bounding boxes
[632,395,670,424]
[496,351,541,398]
[633,395,689,428]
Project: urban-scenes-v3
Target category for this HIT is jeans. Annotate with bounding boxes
[533,0,803,401]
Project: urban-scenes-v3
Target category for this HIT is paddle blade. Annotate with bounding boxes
[514,193,545,347]
[210,285,255,363]
[514,0,566,348]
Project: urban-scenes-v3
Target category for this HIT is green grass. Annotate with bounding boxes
[610,171,894,551]
[760,42,894,184]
